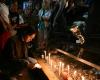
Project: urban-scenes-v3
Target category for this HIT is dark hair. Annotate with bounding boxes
[18,27,36,38]
[23,27,35,35]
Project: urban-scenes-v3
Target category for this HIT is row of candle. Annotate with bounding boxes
[41,50,96,80]
[41,50,51,64]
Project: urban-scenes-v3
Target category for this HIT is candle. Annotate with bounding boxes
[73,70,77,80]
[74,70,77,76]
[41,54,44,59]
[61,63,64,72]
[67,65,70,80]
[67,65,70,73]
[59,62,62,76]
[45,56,48,63]
[48,53,51,64]
[44,50,46,59]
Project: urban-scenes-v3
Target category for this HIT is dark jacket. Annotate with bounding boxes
[1,36,28,62]
[0,36,27,75]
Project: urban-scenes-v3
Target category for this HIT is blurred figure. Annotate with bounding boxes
[9,0,29,38]
[0,0,16,53]
[48,0,75,47]
[87,0,100,34]
[0,27,41,79]
[38,0,51,50]
[9,1,25,26]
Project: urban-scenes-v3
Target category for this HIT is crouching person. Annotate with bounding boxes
[0,28,41,80]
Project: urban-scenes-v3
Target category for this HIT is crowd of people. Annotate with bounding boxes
[0,0,93,80]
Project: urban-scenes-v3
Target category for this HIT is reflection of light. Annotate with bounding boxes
[23,2,29,10]
[74,71,77,75]
[81,76,85,80]
[70,26,78,33]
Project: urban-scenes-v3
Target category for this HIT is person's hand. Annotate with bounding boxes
[27,57,37,64]
[33,63,41,69]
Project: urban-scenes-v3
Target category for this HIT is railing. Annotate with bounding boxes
[56,49,100,70]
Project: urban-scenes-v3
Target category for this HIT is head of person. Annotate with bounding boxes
[10,0,18,12]
[42,0,50,10]
[22,28,36,43]
[23,32,36,43]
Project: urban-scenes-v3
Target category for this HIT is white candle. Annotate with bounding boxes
[45,56,48,63]
[67,65,70,80]
[44,50,46,59]
[67,65,70,72]
[61,63,64,72]
[41,54,44,59]
[48,53,51,64]
[73,70,77,79]
[59,62,62,76]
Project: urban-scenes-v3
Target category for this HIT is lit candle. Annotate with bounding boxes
[61,63,64,72]
[73,70,77,79]
[48,53,51,64]
[74,70,77,76]
[45,56,48,63]
[67,65,70,73]
[59,62,62,76]
[67,65,70,80]
[41,54,44,59]
[44,50,46,59]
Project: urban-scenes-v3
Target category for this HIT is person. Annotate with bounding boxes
[48,0,73,48]
[38,0,51,50]
[0,27,41,79]
[9,1,24,26]
[0,0,17,53]
[53,0,76,28]
[9,0,28,37]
